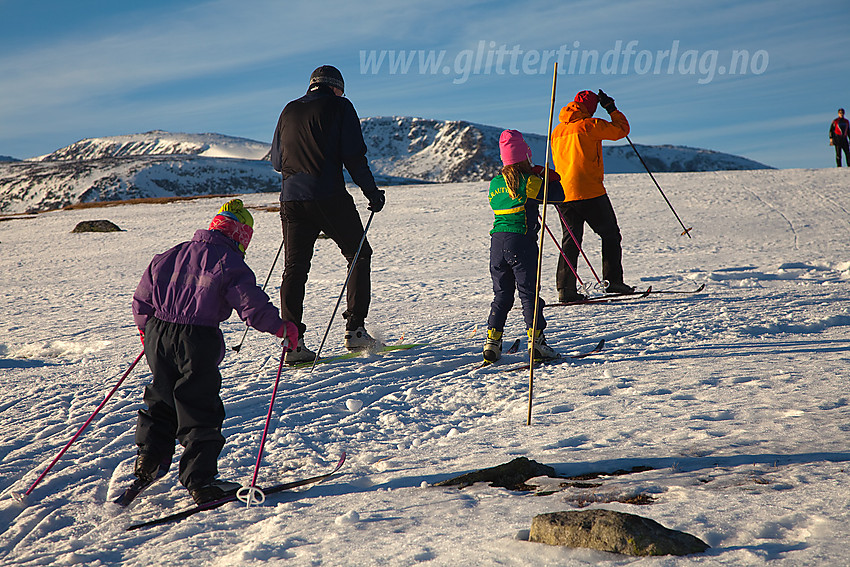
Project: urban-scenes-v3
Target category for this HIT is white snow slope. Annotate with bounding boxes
[1,167,849,566]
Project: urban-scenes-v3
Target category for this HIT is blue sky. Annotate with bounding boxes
[1,0,848,168]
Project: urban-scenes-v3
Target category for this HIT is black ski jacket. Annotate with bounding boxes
[271,85,378,201]
[830,117,850,142]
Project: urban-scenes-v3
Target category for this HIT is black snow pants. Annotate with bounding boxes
[487,231,546,332]
[135,317,226,490]
[834,137,850,167]
[279,194,372,337]
[556,194,625,293]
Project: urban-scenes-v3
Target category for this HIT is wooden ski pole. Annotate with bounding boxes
[528,62,559,426]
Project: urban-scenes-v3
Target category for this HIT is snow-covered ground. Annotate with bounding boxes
[1,167,849,566]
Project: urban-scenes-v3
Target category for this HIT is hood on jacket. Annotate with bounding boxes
[559,101,591,124]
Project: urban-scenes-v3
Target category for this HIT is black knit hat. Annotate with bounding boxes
[309,65,344,93]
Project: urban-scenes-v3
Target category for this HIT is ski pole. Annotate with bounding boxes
[22,349,145,498]
[553,205,604,286]
[529,62,558,426]
[237,340,288,508]
[310,211,375,372]
[538,213,584,288]
[232,238,285,353]
[625,135,693,238]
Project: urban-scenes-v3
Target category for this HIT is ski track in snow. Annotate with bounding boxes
[0,168,849,565]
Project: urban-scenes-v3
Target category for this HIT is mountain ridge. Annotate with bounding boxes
[0,117,772,213]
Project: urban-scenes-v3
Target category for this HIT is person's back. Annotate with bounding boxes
[273,87,367,200]
[550,90,634,301]
[134,228,282,335]
[484,130,560,363]
[270,65,386,362]
[551,97,629,202]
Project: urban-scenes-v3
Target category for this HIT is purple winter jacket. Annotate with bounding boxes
[132,229,283,340]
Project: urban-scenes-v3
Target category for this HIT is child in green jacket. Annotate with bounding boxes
[485,130,565,362]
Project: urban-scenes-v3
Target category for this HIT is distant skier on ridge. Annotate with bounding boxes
[829,108,849,167]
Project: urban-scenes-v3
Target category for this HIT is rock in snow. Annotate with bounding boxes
[529,509,710,556]
[433,457,561,490]
[70,220,122,233]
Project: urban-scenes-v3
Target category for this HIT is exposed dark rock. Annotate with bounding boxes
[71,220,122,233]
[433,457,561,491]
[530,509,710,556]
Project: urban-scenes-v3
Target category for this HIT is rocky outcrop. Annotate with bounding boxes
[530,509,710,556]
[434,457,561,491]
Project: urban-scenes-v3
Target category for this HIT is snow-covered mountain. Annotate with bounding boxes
[360,117,772,181]
[0,156,280,214]
[0,120,772,213]
[33,131,270,161]
[360,117,503,183]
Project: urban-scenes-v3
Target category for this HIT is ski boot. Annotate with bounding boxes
[284,337,318,364]
[344,326,384,352]
[483,328,503,362]
[558,288,588,303]
[605,282,635,294]
[528,328,558,360]
[114,452,172,507]
[189,479,242,505]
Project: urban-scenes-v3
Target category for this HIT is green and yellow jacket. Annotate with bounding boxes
[489,168,564,236]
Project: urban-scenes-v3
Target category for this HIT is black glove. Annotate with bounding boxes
[597,89,617,113]
[366,189,385,213]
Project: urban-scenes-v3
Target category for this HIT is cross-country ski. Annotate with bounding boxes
[126,453,346,531]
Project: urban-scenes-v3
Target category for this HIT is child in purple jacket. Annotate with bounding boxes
[131,199,298,504]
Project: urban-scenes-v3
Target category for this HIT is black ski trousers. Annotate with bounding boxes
[835,138,850,167]
[556,194,625,293]
[280,194,372,337]
[488,232,546,332]
[135,317,226,490]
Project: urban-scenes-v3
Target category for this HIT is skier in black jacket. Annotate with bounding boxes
[272,65,385,363]
[829,108,850,167]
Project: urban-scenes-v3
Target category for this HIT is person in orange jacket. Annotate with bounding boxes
[550,89,633,301]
